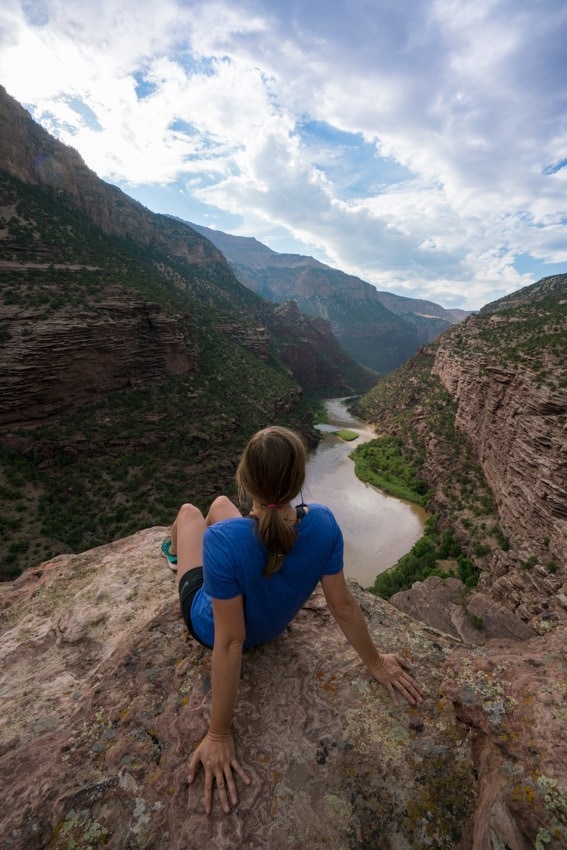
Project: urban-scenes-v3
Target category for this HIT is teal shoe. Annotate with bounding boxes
[161,537,178,570]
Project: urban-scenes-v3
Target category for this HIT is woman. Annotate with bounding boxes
[162,426,423,816]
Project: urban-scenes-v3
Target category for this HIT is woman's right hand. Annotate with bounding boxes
[369,653,424,706]
[188,730,251,815]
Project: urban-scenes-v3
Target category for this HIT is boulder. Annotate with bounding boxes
[391,576,534,644]
[0,529,564,849]
[443,627,567,850]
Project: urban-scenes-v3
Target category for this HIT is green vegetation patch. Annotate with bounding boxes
[350,350,500,567]
[0,320,318,580]
[368,516,479,600]
[350,435,429,505]
[334,429,358,442]
[448,274,567,387]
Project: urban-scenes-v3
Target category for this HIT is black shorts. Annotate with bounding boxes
[178,568,213,649]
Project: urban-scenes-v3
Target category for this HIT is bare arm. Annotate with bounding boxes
[188,595,250,814]
[209,601,244,736]
[320,571,423,706]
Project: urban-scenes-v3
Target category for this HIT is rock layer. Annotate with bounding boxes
[432,325,567,626]
[1,530,565,849]
[0,300,197,427]
[391,576,534,645]
[433,352,566,570]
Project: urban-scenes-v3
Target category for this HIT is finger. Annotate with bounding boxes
[187,751,201,783]
[204,774,214,816]
[394,654,410,669]
[231,758,251,786]
[398,678,425,705]
[407,682,424,701]
[215,772,231,815]
[401,674,424,699]
[387,683,399,707]
[224,766,239,807]
[394,681,417,705]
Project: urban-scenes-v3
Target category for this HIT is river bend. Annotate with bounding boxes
[303,399,426,587]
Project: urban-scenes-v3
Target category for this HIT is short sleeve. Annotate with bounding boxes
[202,525,242,600]
[322,511,344,575]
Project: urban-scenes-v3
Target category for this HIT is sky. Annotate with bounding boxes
[1,0,566,310]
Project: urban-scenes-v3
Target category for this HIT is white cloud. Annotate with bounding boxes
[0,0,565,309]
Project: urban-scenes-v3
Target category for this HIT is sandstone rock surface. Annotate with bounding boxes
[1,530,565,849]
[443,627,567,850]
[391,576,534,645]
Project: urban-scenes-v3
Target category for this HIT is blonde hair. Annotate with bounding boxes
[236,426,307,577]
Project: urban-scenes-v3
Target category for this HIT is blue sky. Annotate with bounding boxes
[1,0,566,309]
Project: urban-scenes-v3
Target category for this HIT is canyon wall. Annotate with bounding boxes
[0,300,197,428]
[433,350,566,568]
[354,275,566,633]
[431,292,567,626]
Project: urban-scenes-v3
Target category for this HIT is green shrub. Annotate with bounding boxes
[350,436,429,506]
[369,522,478,600]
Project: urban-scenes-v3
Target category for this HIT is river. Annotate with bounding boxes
[303,398,426,587]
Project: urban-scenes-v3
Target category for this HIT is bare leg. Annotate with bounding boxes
[170,496,242,581]
[204,495,242,526]
[170,503,206,581]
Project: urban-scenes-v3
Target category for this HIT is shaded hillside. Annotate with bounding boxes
[0,86,372,397]
[353,275,567,632]
[190,223,469,371]
[0,87,372,579]
[374,290,469,343]
[0,190,311,576]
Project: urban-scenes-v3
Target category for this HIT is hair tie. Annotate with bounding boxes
[266,503,279,509]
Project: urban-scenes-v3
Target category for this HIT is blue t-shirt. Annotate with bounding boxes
[190,503,343,648]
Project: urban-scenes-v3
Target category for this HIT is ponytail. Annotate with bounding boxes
[257,505,298,577]
[236,427,306,577]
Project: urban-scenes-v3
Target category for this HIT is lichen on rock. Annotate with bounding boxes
[0,529,565,849]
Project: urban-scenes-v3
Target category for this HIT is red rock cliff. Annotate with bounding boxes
[0,299,197,428]
[433,351,566,566]
[431,277,566,624]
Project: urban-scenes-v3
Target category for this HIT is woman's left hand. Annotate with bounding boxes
[188,730,251,815]
[369,653,424,706]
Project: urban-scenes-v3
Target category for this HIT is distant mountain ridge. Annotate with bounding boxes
[190,223,470,374]
[0,85,371,399]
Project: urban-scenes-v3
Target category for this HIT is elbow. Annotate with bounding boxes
[215,634,245,653]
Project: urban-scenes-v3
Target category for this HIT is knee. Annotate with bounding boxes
[176,503,204,524]
[210,495,233,512]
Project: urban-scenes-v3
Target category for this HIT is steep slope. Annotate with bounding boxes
[0,173,309,576]
[0,87,371,578]
[432,275,566,611]
[190,222,469,371]
[354,275,566,629]
[0,85,372,396]
[374,290,469,342]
